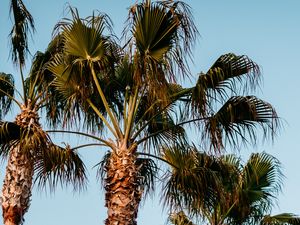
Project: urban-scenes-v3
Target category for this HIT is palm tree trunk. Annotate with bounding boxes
[104,141,142,225]
[1,145,33,225]
[1,104,38,225]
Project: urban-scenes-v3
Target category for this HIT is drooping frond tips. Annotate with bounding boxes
[9,0,35,67]
[191,53,261,118]
[161,144,234,216]
[34,144,87,192]
[203,96,280,152]
[0,121,21,145]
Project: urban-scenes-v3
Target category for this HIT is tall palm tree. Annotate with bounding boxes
[46,1,279,224]
[0,2,86,225]
[168,152,300,225]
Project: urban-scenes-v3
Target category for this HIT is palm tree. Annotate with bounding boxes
[0,2,86,225]
[161,144,239,219]
[46,1,279,224]
[168,152,300,225]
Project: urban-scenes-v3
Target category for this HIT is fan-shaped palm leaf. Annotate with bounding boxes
[126,0,198,103]
[162,145,236,216]
[203,96,279,151]
[191,53,260,117]
[35,144,86,191]
[226,152,283,225]
[48,7,122,134]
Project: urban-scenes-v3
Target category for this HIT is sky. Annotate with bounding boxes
[0,0,300,225]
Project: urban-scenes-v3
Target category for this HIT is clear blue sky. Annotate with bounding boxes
[0,1,300,225]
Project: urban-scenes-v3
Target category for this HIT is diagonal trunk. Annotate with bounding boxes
[104,141,142,225]
[1,145,33,225]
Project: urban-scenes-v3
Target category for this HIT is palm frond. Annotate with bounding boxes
[9,0,35,66]
[261,214,300,225]
[203,96,279,151]
[137,110,187,154]
[48,7,123,131]
[227,152,283,225]
[35,144,87,191]
[0,121,21,159]
[169,211,196,225]
[0,121,21,144]
[0,73,15,118]
[191,53,260,117]
[135,156,158,199]
[125,0,198,104]
[28,45,69,127]
[161,145,230,217]
[242,152,283,205]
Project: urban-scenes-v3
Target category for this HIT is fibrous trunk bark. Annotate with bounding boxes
[105,141,142,225]
[1,146,33,225]
[1,103,38,225]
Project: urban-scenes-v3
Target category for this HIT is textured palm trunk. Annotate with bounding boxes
[104,140,142,225]
[1,103,39,225]
[1,146,33,225]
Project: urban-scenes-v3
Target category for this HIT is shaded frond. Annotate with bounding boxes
[261,214,300,225]
[161,145,232,217]
[169,211,196,225]
[0,73,15,118]
[203,96,279,151]
[0,121,21,159]
[137,110,187,154]
[35,144,87,191]
[136,156,158,198]
[0,121,21,144]
[9,0,35,66]
[191,53,260,117]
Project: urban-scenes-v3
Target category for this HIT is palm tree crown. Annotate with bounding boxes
[42,1,280,224]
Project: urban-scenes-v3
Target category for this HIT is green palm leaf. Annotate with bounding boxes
[48,8,122,132]
[242,153,283,205]
[162,145,233,216]
[227,152,283,225]
[126,0,198,103]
